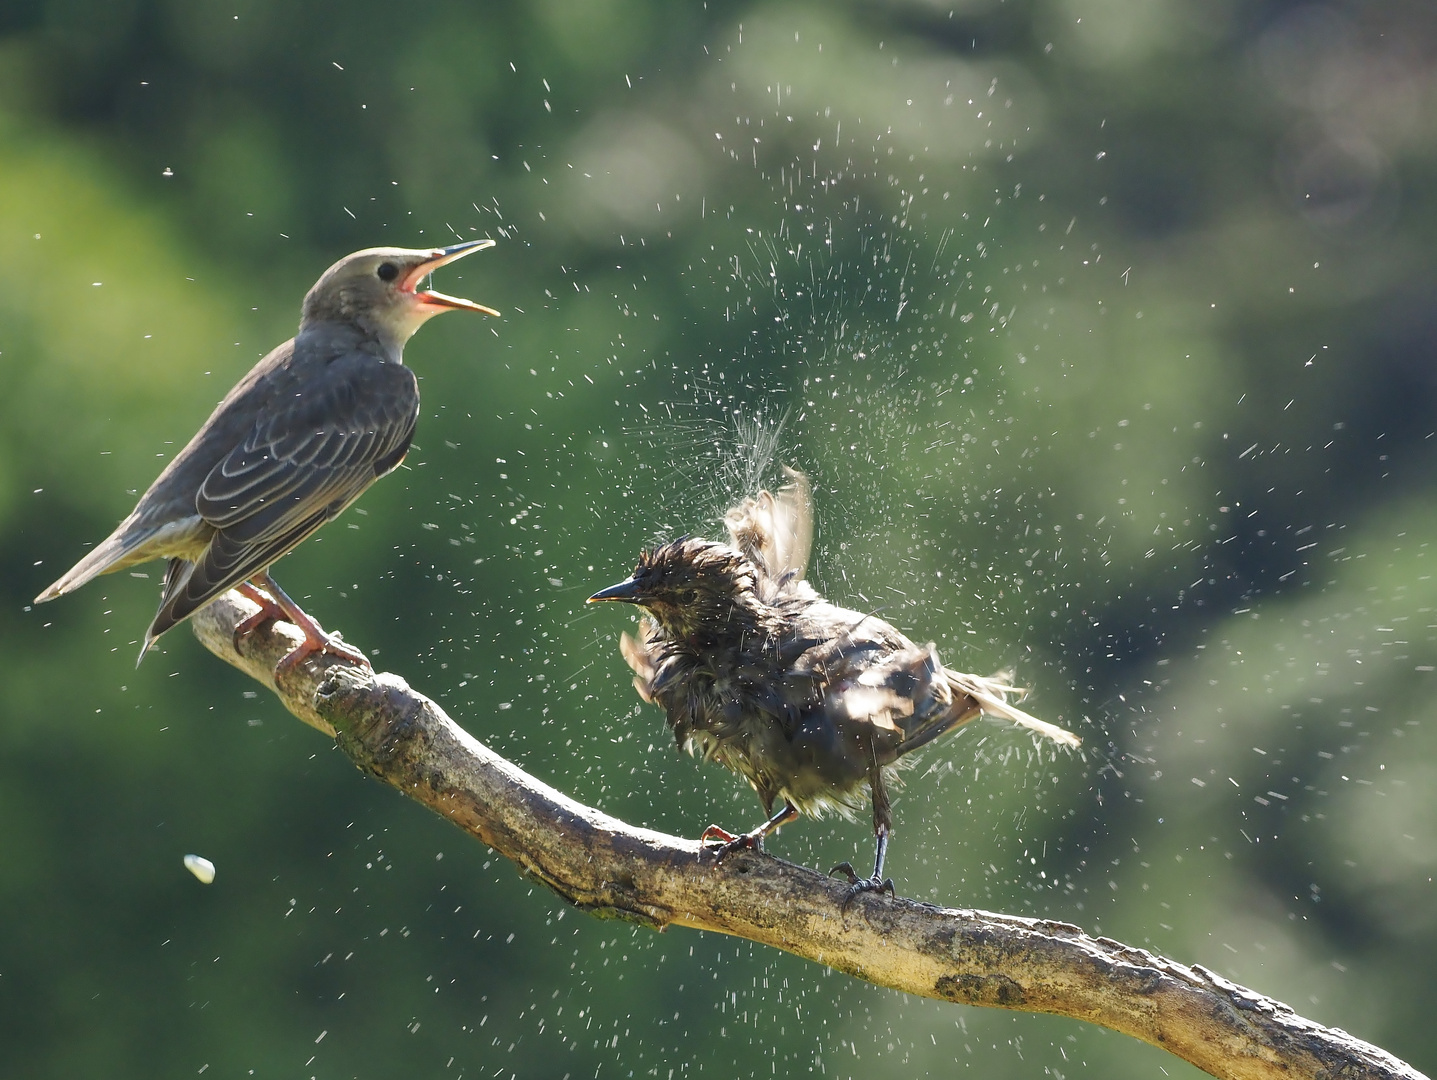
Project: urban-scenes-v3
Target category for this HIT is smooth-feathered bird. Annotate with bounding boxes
[36,241,499,668]
[589,469,1080,898]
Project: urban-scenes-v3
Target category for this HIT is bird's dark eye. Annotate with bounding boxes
[376,262,399,282]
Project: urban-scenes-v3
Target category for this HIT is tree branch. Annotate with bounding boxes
[191,592,1427,1080]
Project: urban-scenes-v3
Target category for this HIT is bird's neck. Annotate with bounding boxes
[297,317,407,361]
[661,590,776,654]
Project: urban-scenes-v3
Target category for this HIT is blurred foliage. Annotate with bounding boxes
[1,0,1435,1077]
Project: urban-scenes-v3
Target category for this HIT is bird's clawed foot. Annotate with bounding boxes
[699,825,764,863]
[233,582,289,643]
[275,627,371,677]
[234,579,372,674]
[829,862,897,908]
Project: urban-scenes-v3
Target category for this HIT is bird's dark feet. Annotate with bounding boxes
[829,862,897,908]
[699,825,764,863]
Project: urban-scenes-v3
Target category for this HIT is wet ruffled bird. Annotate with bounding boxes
[589,468,1080,901]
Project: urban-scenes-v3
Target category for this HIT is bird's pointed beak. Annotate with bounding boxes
[406,239,501,317]
[588,577,644,604]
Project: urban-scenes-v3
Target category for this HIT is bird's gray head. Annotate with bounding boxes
[588,538,763,642]
[301,241,500,347]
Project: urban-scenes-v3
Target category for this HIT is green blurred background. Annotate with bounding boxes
[2,0,1435,1076]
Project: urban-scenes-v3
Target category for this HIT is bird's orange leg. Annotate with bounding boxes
[233,581,288,639]
[236,571,372,673]
[700,802,799,863]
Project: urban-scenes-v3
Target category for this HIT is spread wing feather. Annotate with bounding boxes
[725,466,812,583]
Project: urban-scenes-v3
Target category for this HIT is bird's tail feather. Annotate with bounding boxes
[33,519,152,603]
[948,670,1082,748]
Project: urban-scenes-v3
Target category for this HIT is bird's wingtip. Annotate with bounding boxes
[136,634,157,668]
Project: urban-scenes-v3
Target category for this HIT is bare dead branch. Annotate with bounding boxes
[191,591,1427,1080]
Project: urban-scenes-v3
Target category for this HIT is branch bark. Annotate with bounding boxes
[191,592,1427,1080]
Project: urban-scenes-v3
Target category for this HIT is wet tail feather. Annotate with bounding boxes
[894,669,1079,756]
[947,670,1082,749]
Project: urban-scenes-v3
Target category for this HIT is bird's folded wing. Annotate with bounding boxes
[149,361,419,636]
[825,642,947,742]
[197,361,419,539]
[154,505,334,633]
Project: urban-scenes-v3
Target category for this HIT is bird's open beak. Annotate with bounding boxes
[407,239,501,317]
[587,577,644,604]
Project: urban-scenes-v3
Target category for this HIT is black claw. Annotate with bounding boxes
[702,830,763,864]
[837,874,897,911]
[709,839,745,864]
[828,861,860,884]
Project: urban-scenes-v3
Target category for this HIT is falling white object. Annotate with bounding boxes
[183,854,216,885]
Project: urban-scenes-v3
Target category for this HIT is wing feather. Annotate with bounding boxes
[145,357,419,640]
[198,362,415,531]
[725,467,812,581]
[147,507,330,641]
